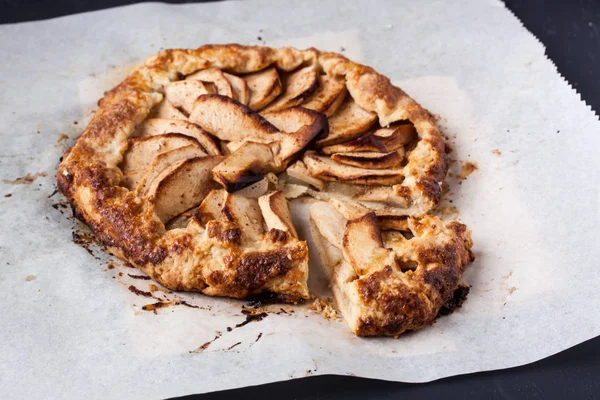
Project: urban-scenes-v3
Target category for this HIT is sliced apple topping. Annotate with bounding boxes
[315,97,377,147]
[258,190,298,238]
[321,122,417,155]
[135,118,220,155]
[244,67,283,111]
[342,212,396,276]
[186,67,234,98]
[224,72,250,105]
[148,99,187,120]
[212,141,275,192]
[286,161,326,190]
[189,96,327,191]
[189,94,278,142]
[120,133,200,173]
[330,150,404,170]
[135,145,208,195]
[197,189,265,241]
[303,152,405,185]
[308,200,346,249]
[261,65,319,113]
[147,155,224,223]
[232,177,269,198]
[121,145,206,191]
[301,75,347,116]
[164,80,213,114]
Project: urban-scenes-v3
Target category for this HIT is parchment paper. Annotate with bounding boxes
[1,0,599,398]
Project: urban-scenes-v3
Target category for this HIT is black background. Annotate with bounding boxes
[2,1,599,399]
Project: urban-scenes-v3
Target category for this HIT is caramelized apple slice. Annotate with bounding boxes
[286,161,326,190]
[189,94,278,141]
[316,97,377,146]
[186,67,234,98]
[303,152,405,185]
[224,72,250,105]
[197,189,265,240]
[212,141,275,192]
[147,156,224,223]
[261,65,319,113]
[135,118,220,155]
[321,123,417,154]
[165,80,212,114]
[342,212,396,276]
[120,133,200,173]
[136,145,208,195]
[148,100,187,120]
[330,150,404,170]
[258,191,298,238]
[244,67,283,111]
[301,75,347,116]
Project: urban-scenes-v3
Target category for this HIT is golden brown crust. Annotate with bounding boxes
[57,44,459,323]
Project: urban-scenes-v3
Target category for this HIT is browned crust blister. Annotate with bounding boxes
[57,44,472,335]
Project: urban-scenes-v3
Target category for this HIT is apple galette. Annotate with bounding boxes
[57,44,474,336]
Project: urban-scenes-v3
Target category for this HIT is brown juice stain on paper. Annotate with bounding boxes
[189,331,223,353]
[57,133,69,145]
[25,275,36,282]
[3,172,47,185]
[500,270,517,299]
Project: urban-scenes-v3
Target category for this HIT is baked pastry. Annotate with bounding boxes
[57,44,474,335]
[310,200,473,336]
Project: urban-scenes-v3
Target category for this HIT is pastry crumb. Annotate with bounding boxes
[25,275,36,282]
[309,298,340,320]
[492,149,502,155]
[458,161,478,180]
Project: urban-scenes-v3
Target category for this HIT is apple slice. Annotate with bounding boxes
[121,145,207,191]
[303,152,405,185]
[260,107,328,161]
[120,133,200,173]
[316,97,377,147]
[258,191,298,238]
[224,72,250,105]
[212,141,275,192]
[330,150,404,169]
[136,145,209,195]
[342,212,396,276]
[147,155,224,223]
[135,118,220,155]
[186,67,234,98]
[148,100,187,120]
[309,201,346,249]
[165,80,212,114]
[261,65,319,113]
[244,67,283,111]
[321,123,417,154]
[233,177,269,198]
[286,161,326,190]
[189,94,278,141]
[197,189,265,240]
[301,75,347,116]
